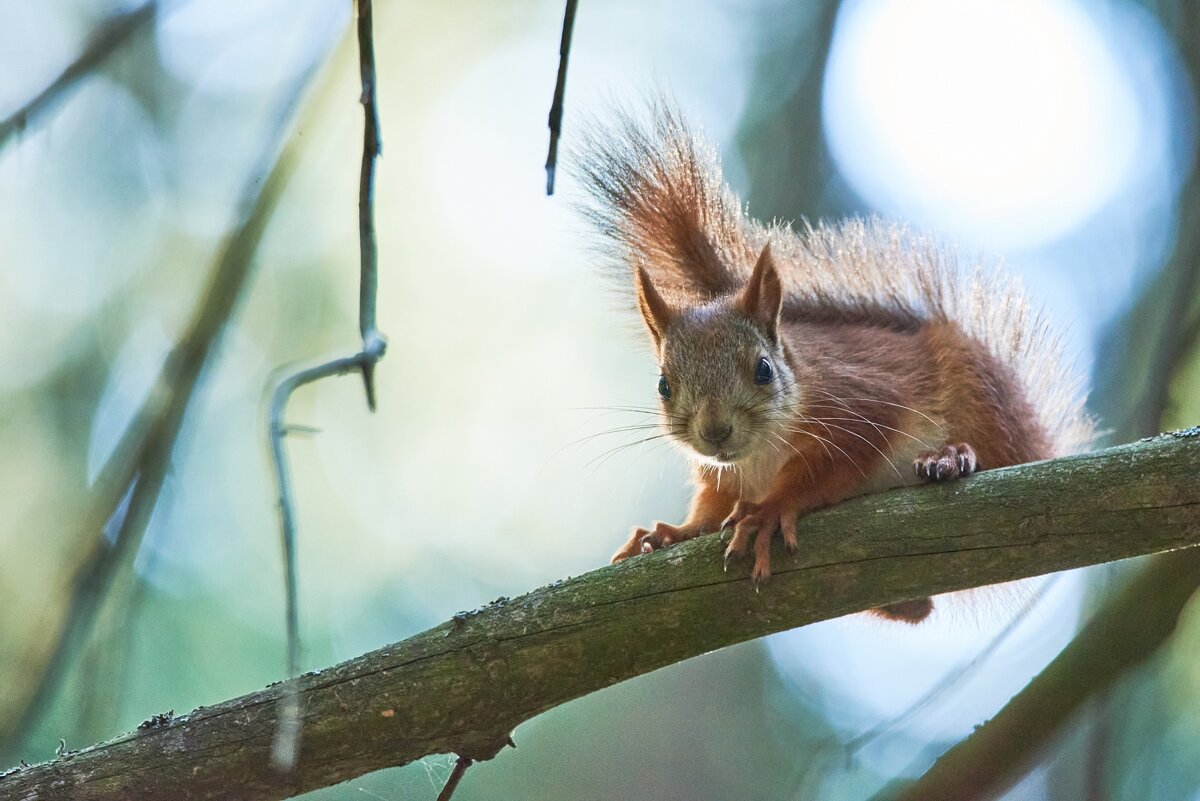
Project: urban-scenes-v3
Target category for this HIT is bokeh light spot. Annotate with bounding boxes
[823,0,1146,248]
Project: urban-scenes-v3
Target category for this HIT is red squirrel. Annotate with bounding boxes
[578,102,1093,622]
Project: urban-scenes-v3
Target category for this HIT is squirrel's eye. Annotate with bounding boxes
[658,375,672,400]
[754,357,773,385]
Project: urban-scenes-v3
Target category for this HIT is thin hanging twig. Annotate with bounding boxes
[356,0,385,406]
[0,2,158,150]
[544,0,579,195]
[0,83,311,755]
[267,0,387,772]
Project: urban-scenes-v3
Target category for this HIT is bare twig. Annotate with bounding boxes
[356,0,385,407]
[435,756,474,801]
[5,431,1200,801]
[268,350,386,657]
[267,0,387,771]
[0,2,158,151]
[0,86,310,754]
[544,0,579,195]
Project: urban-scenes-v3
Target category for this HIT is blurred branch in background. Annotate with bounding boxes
[1094,0,1200,442]
[1095,170,1200,440]
[897,239,1200,797]
[4,432,1200,801]
[842,576,1060,761]
[880,548,1200,801]
[0,61,317,758]
[910,260,1200,797]
[544,0,579,195]
[736,0,846,221]
[266,0,387,774]
[0,1,158,150]
[931,3,1200,796]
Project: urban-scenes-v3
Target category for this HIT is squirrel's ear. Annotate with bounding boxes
[634,266,675,348]
[739,244,783,343]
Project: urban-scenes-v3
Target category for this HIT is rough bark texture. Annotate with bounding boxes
[3,430,1199,801]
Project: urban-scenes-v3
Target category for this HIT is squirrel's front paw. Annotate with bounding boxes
[611,522,704,563]
[721,500,800,584]
[914,443,978,482]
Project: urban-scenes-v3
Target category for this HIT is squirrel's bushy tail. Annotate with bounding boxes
[576,99,754,307]
[575,99,1094,457]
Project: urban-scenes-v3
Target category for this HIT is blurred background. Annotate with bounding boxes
[0,0,1198,799]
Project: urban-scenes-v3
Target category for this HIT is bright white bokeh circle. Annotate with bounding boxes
[822,0,1144,248]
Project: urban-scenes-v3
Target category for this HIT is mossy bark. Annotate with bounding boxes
[4,431,1199,801]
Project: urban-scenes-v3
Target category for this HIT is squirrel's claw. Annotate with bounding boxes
[611,533,644,563]
[722,499,802,586]
[914,443,979,483]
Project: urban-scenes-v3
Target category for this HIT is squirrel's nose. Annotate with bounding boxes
[700,423,733,445]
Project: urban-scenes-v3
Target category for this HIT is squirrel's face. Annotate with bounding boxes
[635,244,796,465]
[655,308,799,465]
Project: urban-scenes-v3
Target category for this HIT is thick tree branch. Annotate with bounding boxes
[3,431,1199,801]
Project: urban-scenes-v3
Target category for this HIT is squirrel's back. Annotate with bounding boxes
[576,100,1093,457]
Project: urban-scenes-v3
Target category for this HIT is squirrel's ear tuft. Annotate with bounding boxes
[635,266,675,348]
[739,244,783,343]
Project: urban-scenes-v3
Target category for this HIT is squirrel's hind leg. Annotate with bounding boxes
[870,598,935,624]
[873,442,978,623]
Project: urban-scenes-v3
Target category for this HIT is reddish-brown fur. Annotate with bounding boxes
[578,102,1092,622]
